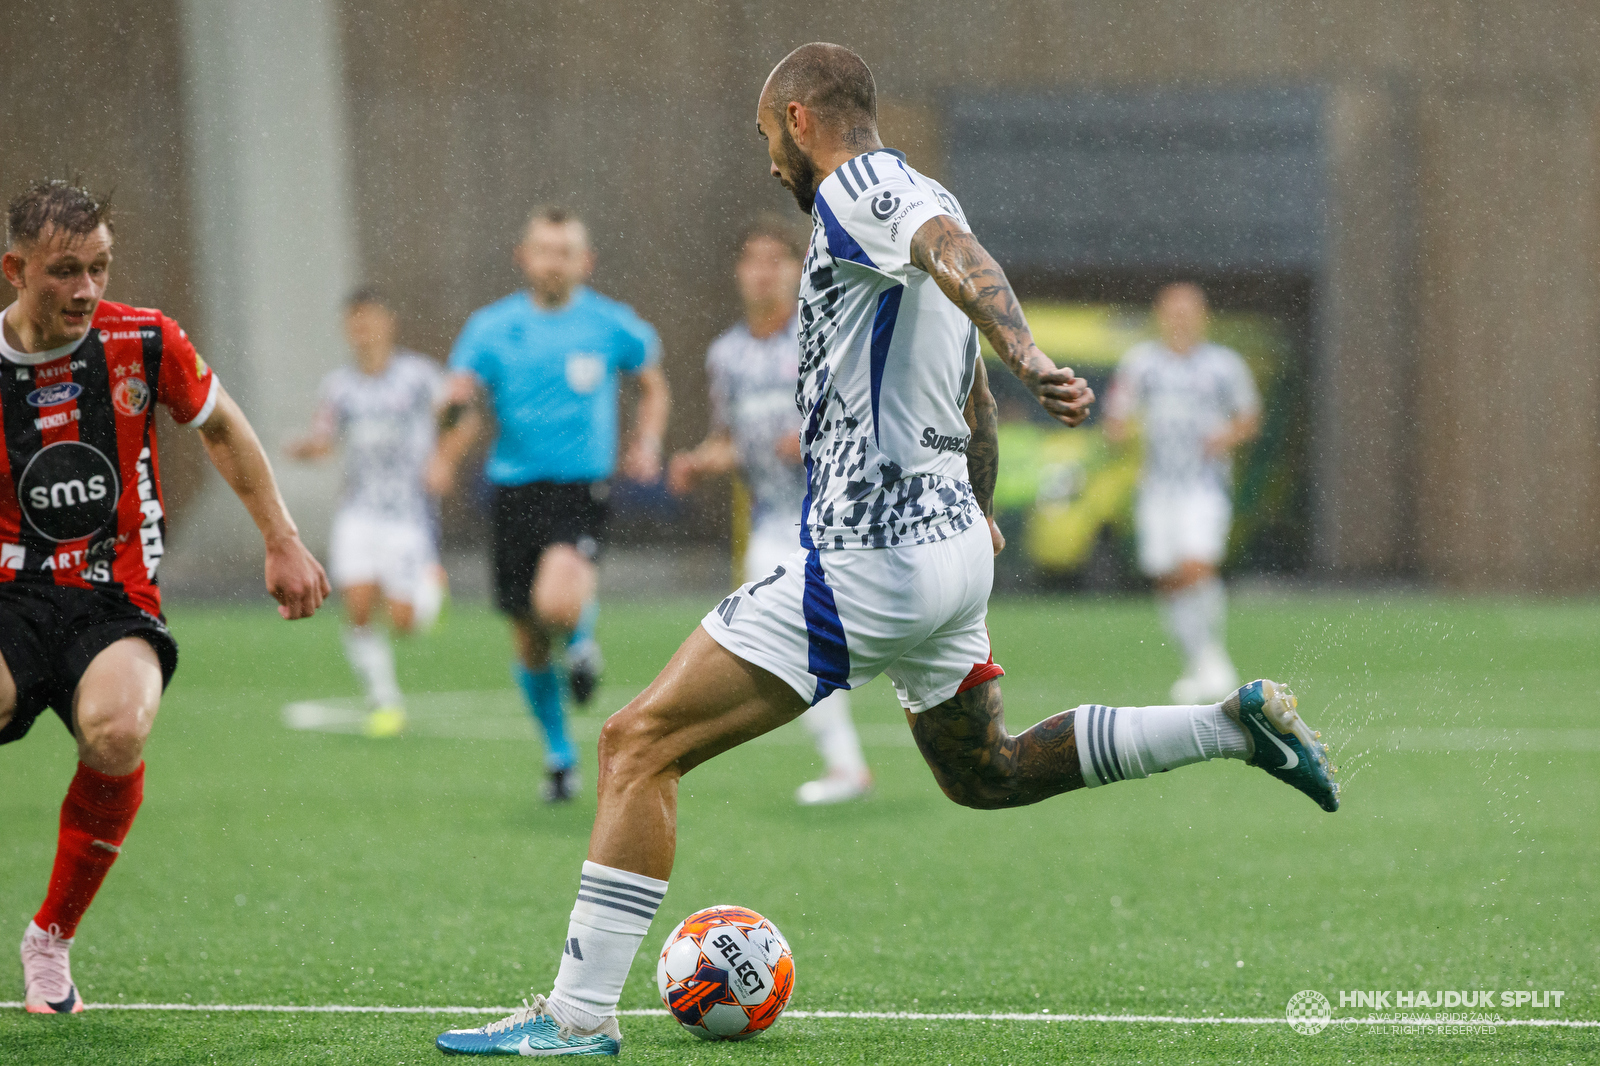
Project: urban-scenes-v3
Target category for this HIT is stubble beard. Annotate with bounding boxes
[778,125,819,215]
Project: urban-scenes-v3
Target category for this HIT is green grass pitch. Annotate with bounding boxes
[1,591,1596,1064]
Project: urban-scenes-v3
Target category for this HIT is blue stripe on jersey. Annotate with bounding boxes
[869,286,904,445]
[802,549,851,703]
[799,455,816,551]
[815,195,875,268]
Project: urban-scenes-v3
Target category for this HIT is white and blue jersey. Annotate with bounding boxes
[798,148,982,550]
[701,150,1004,713]
[449,287,660,485]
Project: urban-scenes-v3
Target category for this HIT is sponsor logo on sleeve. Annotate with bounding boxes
[0,543,24,569]
[26,382,82,407]
[870,192,902,221]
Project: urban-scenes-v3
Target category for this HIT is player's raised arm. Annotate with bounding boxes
[196,385,330,619]
[909,216,1094,427]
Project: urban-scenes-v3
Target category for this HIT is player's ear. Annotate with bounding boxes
[1,248,27,290]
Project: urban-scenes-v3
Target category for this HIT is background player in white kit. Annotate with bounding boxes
[668,215,873,805]
[436,43,1337,1057]
[288,288,447,737]
[1105,283,1261,703]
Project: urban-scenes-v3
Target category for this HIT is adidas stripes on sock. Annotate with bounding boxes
[549,861,667,1031]
[1076,702,1251,787]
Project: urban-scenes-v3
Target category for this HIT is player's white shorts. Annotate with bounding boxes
[1135,482,1232,577]
[705,521,1003,713]
[329,509,437,603]
[743,518,804,585]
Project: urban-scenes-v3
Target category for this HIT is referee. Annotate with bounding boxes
[430,206,670,803]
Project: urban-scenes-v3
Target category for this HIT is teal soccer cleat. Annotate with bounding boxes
[1222,680,1340,813]
[437,994,621,1056]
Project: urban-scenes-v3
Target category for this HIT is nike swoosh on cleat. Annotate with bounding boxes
[46,989,78,1013]
[1256,723,1299,770]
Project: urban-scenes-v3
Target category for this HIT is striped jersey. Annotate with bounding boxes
[1106,340,1261,490]
[704,316,806,531]
[799,148,981,550]
[0,300,219,615]
[314,350,444,522]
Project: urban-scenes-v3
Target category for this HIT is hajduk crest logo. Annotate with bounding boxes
[27,382,82,408]
[113,376,151,417]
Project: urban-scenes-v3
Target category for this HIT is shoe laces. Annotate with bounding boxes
[22,924,74,998]
[484,993,571,1037]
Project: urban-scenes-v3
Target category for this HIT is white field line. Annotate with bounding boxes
[1,1002,1594,1028]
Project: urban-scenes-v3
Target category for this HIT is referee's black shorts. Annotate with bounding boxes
[0,581,180,745]
[491,480,609,617]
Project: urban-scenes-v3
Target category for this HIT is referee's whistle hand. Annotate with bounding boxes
[266,536,331,620]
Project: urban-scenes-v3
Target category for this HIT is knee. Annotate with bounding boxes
[76,699,155,771]
[532,588,583,631]
[597,705,674,787]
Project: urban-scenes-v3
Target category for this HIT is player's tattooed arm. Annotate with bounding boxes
[963,355,1000,517]
[910,215,1094,428]
[907,680,1085,809]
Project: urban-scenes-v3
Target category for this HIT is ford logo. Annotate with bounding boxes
[27,382,82,408]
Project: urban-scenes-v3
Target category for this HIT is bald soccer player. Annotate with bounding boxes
[435,45,1338,1057]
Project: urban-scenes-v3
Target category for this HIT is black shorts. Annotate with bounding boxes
[492,480,609,617]
[0,581,180,746]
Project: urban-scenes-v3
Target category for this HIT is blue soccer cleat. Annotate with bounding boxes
[1223,680,1340,813]
[437,994,621,1056]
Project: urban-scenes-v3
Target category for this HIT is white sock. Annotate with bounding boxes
[1075,702,1251,787]
[342,625,402,708]
[549,861,667,1030]
[800,689,868,778]
[1161,577,1225,673]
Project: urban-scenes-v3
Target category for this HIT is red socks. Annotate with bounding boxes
[33,762,145,939]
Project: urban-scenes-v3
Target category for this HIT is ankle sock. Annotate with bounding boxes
[548,861,667,1030]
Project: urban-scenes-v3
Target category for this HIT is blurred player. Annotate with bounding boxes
[436,45,1335,1056]
[429,207,669,803]
[668,215,872,805]
[1,179,328,1013]
[1104,284,1261,703]
[287,287,447,737]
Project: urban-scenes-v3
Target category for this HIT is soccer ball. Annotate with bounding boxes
[655,905,795,1040]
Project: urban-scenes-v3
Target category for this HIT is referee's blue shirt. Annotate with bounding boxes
[450,287,661,485]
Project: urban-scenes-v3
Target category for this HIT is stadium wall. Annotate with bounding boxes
[3,0,1598,591]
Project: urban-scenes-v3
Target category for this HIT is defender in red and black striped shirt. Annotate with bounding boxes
[0,180,330,1014]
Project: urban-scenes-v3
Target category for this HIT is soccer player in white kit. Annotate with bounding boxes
[437,43,1338,1057]
[669,215,873,805]
[288,288,446,737]
[1105,283,1261,703]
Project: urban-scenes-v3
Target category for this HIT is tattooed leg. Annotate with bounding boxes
[909,679,1259,809]
[906,680,1085,810]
